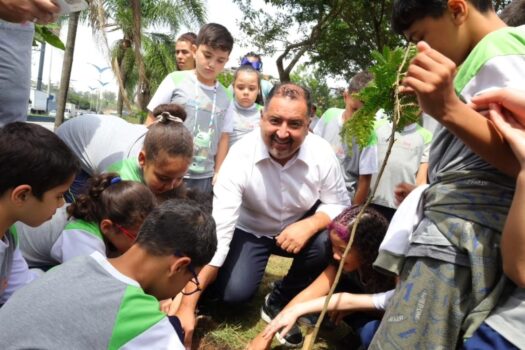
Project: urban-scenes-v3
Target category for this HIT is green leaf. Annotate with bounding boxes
[34,25,65,50]
[341,45,419,149]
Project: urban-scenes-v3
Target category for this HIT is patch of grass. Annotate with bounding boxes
[194,256,349,350]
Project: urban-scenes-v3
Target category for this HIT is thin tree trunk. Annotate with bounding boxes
[131,0,149,112]
[55,12,79,128]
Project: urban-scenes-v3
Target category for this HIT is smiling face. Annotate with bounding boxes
[175,40,196,71]
[194,44,229,86]
[233,70,260,108]
[139,151,190,195]
[260,95,309,165]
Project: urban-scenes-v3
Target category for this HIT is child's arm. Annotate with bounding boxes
[402,41,520,177]
[213,132,230,185]
[479,91,525,286]
[262,290,394,341]
[353,174,371,205]
[415,162,428,185]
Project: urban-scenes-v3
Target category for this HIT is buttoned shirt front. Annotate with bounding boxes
[210,129,351,267]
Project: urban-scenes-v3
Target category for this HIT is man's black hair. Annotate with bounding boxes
[0,122,80,199]
[197,23,234,54]
[136,199,217,267]
[392,0,494,34]
[265,82,313,119]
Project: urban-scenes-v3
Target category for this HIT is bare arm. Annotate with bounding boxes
[353,174,371,205]
[0,0,59,23]
[415,162,428,185]
[176,265,219,348]
[501,172,525,286]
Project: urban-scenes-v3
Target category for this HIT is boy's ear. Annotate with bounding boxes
[448,0,468,24]
[191,44,197,54]
[138,151,146,167]
[169,256,191,276]
[11,185,32,204]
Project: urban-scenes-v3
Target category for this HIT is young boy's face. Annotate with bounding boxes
[194,44,230,85]
[404,11,469,66]
[19,179,73,227]
[343,92,363,122]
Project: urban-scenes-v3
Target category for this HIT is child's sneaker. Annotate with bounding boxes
[260,293,303,348]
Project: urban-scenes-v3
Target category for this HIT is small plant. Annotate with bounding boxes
[341,45,419,149]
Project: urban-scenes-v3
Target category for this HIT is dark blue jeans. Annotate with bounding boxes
[462,323,519,350]
[211,227,331,305]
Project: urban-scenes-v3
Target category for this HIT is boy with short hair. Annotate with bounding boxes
[370,0,525,348]
[0,199,217,349]
[147,23,235,194]
[0,122,79,304]
[313,71,378,205]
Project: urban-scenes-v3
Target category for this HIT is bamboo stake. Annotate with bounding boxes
[302,45,413,350]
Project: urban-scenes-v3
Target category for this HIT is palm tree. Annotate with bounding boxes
[88,0,206,115]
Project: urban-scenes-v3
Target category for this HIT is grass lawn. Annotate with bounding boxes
[193,256,351,350]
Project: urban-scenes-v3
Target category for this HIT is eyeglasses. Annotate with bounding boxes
[174,250,202,296]
[181,263,201,296]
[240,57,262,71]
[114,223,137,241]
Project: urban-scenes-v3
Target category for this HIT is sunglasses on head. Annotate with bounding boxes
[241,57,262,71]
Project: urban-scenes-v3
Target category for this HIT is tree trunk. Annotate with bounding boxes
[131,0,149,112]
[55,12,79,128]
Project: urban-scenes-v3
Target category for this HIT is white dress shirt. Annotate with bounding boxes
[210,129,351,267]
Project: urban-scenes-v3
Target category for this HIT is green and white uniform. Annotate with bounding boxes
[17,206,106,268]
[56,114,147,176]
[313,107,378,198]
[0,252,184,349]
[147,70,234,179]
[0,226,39,304]
[371,120,432,209]
[106,157,143,183]
[371,25,525,349]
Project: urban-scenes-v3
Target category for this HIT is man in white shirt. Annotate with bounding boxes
[176,82,350,348]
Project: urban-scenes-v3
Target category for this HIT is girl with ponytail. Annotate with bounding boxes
[107,104,193,196]
[57,103,193,200]
[17,173,156,268]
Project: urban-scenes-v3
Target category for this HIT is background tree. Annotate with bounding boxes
[234,0,511,83]
[88,0,206,115]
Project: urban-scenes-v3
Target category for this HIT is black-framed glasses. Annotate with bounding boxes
[181,263,201,296]
[174,251,201,296]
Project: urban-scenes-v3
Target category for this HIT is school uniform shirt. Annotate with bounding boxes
[106,157,143,183]
[0,227,38,304]
[56,114,147,176]
[17,205,106,268]
[371,120,432,209]
[0,252,184,349]
[211,129,351,267]
[228,101,262,147]
[147,70,234,179]
[313,108,378,198]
